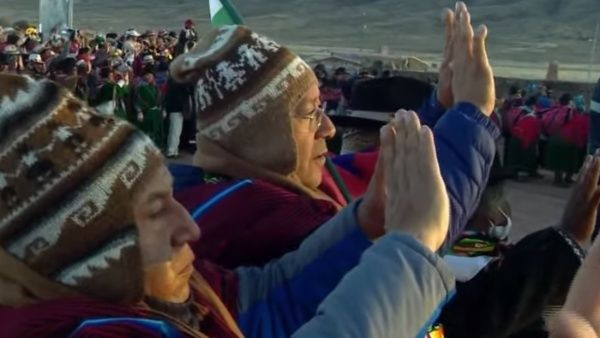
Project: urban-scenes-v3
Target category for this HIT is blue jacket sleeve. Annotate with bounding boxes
[418,89,447,127]
[235,200,372,338]
[334,96,496,249]
[588,77,600,154]
[435,102,500,249]
[292,232,456,338]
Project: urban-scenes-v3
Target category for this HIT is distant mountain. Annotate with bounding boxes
[1,0,599,63]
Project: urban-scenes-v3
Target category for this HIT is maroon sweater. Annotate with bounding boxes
[175,178,342,269]
[174,154,375,269]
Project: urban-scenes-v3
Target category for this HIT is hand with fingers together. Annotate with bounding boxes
[381,109,450,252]
[559,154,600,245]
[549,153,600,338]
[450,2,495,116]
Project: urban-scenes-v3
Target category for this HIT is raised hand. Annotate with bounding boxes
[559,154,600,245]
[357,148,387,240]
[549,226,600,338]
[382,110,450,252]
[450,2,495,115]
[437,9,455,109]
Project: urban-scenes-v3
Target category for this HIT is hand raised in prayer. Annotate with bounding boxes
[549,153,600,338]
[357,146,387,240]
[382,110,450,252]
[549,230,600,338]
[559,154,600,245]
[450,2,495,115]
[437,9,455,109]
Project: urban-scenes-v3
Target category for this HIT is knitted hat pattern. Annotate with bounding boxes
[0,74,162,303]
[170,25,318,175]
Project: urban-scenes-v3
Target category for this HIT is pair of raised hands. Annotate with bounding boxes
[549,154,600,338]
[437,2,496,115]
[357,2,495,252]
[357,109,448,252]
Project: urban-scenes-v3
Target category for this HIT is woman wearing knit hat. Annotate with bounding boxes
[170,2,499,269]
[0,73,456,338]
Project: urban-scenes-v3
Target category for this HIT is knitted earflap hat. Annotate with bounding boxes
[170,25,318,175]
[0,74,162,305]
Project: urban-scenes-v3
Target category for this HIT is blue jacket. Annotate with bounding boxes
[236,200,455,338]
[334,91,499,248]
[170,93,497,337]
[589,77,600,154]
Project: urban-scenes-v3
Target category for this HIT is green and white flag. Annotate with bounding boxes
[209,0,244,26]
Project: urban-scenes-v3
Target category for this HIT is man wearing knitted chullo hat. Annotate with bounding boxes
[0,72,456,337]
[170,1,499,269]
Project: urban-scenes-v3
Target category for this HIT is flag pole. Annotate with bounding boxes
[220,0,245,25]
[589,21,599,82]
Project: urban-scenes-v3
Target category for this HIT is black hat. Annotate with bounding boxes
[329,76,433,129]
[335,67,348,76]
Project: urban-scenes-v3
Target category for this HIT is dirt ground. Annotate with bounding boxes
[506,172,571,241]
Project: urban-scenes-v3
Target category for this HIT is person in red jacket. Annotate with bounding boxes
[542,94,581,186]
[505,96,543,179]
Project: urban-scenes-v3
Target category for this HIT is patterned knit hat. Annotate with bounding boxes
[0,74,162,304]
[170,25,317,175]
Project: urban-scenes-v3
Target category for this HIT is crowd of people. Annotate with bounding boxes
[496,85,590,187]
[3,2,600,338]
[0,18,199,157]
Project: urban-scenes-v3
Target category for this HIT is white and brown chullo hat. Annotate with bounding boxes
[170,25,318,176]
[0,74,162,305]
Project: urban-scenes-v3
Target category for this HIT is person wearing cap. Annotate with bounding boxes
[176,19,199,57]
[93,42,111,67]
[25,53,46,77]
[142,54,155,66]
[168,4,498,270]
[143,30,158,46]
[134,68,164,147]
[37,45,53,65]
[64,60,92,102]
[132,50,154,80]
[177,19,198,51]
[93,67,130,121]
[0,34,20,54]
[0,72,455,338]
[125,28,142,40]
[2,44,23,74]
